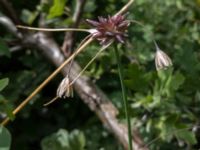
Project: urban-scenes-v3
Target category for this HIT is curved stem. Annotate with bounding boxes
[1,37,93,126]
[114,45,133,150]
[69,41,113,86]
[115,0,134,16]
[43,96,59,106]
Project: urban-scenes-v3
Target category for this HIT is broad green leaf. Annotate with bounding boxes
[0,78,9,92]
[41,129,85,150]
[157,68,173,83]
[69,130,85,150]
[176,130,197,145]
[171,72,185,90]
[47,0,67,19]
[0,126,11,150]
[124,64,148,92]
[0,38,10,58]
[156,118,175,141]
[21,9,39,25]
[5,104,15,121]
[41,129,69,150]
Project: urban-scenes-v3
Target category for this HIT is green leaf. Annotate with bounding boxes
[0,38,10,58]
[21,9,39,25]
[0,78,9,92]
[176,130,197,145]
[124,64,148,92]
[69,130,85,150]
[0,126,11,150]
[41,129,86,150]
[47,0,67,19]
[171,72,185,90]
[5,104,15,121]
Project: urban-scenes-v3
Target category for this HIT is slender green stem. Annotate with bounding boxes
[114,45,133,150]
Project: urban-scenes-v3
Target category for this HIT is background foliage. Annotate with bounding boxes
[0,0,200,149]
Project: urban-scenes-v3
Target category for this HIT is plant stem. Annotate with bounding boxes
[115,0,134,16]
[16,25,90,33]
[114,45,133,150]
[69,41,113,86]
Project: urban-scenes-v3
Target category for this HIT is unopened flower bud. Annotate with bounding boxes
[154,42,172,70]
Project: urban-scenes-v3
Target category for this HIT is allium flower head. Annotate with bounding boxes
[154,42,172,70]
[86,15,130,45]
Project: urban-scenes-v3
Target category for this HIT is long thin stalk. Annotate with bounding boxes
[115,0,134,16]
[69,41,113,86]
[16,25,90,33]
[1,37,93,126]
[114,45,133,150]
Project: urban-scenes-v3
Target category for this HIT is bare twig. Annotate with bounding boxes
[62,0,87,56]
[0,0,21,24]
[16,25,90,33]
[115,0,134,16]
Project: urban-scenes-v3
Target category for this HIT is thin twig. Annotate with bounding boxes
[43,96,59,106]
[16,25,90,33]
[62,0,87,55]
[69,41,113,86]
[0,0,21,24]
[115,0,134,16]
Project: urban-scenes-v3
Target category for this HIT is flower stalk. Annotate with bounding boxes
[17,25,91,33]
[114,44,133,150]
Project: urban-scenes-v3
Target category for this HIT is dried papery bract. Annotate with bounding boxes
[57,75,73,98]
[43,75,73,106]
[154,42,172,70]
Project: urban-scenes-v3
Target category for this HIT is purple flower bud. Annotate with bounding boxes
[86,14,129,45]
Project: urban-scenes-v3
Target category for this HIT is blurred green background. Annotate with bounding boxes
[0,0,200,149]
